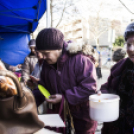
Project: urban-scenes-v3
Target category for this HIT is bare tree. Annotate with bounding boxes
[111,20,121,30]
[87,0,122,49]
[50,0,76,27]
[89,18,109,49]
[88,1,109,49]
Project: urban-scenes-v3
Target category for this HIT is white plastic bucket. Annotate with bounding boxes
[89,94,120,122]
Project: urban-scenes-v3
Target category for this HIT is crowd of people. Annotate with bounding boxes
[1,22,134,134]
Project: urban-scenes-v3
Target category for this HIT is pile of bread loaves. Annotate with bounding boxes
[0,60,17,98]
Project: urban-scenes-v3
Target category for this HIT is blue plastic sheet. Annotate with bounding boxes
[0,0,47,65]
[0,33,30,65]
[0,0,46,33]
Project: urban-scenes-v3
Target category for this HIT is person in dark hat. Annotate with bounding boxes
[21,39,38,85]
[33,28,97,134]
[112,48,126,63]
[99,22,134,134]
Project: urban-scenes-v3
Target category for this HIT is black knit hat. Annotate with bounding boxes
[36,28,64,50]
[124,22,134,41]
[29,39,36,47]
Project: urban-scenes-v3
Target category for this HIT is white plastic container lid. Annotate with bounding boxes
[89,94,120,103]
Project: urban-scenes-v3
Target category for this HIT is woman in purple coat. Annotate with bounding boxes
[100,22,134,134]
[33,28,97,134]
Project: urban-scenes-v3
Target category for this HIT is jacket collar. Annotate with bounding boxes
[57,51,69,71]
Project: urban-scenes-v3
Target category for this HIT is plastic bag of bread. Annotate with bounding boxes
[0,60,44,134]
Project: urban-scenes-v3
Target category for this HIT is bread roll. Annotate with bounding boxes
[0,61,17,98]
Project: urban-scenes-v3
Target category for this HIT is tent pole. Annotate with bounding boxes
[36,0,41,20]
[0,13,34,21]
[0,26,30,33]
[46,0,50,28]
[0,7,34,13]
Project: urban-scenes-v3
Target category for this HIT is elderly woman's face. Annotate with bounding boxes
[126,36,134,63]
[37,50,62,64]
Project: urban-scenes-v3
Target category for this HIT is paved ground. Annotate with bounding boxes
[95,67,110,134]
[97,67,110,90]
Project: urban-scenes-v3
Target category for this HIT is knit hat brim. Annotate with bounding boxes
[36,28,64,50]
